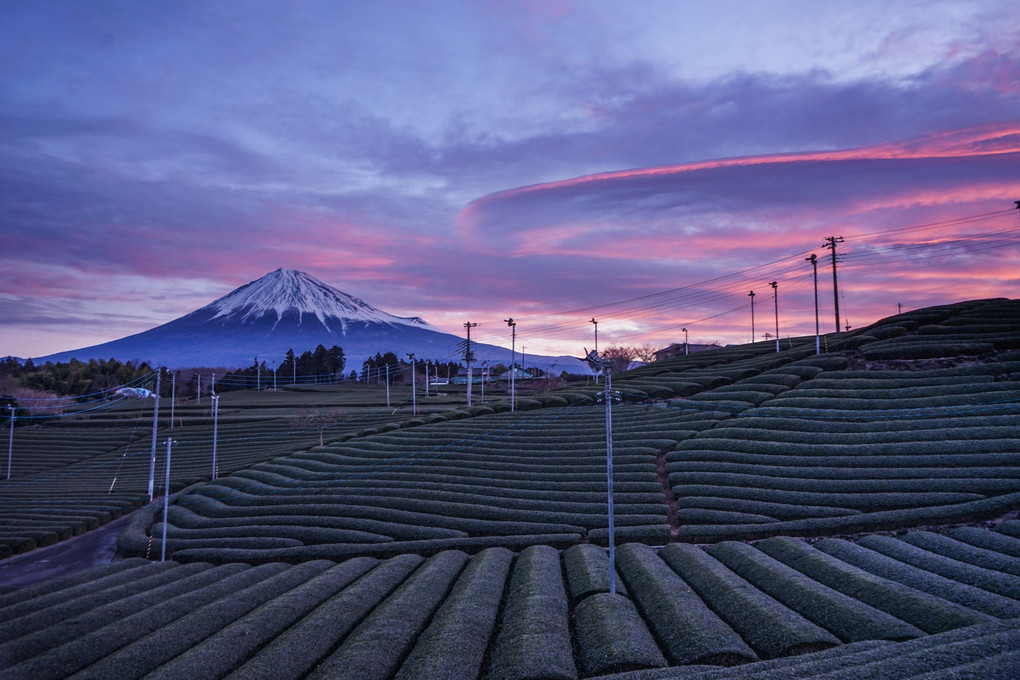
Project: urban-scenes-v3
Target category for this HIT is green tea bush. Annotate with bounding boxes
[614,542,756,665]
[706,541,923,643]
[394,548,513,680]
[227,554,422,680]
[856,535,1020,600]
[899,531,1020,577]
[307,550,469,680]
[563,544,628,604]
[756,536,993,634]
[483,545,577,680]
[574,592,667,676]
[815,537,1020,620]
[143,558,377,680]
[660,543,840,659]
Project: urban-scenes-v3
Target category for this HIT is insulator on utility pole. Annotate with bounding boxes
[823,236,844,333]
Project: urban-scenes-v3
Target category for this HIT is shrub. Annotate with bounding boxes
[815,537,1020,619]
[141,558,377,680]
[228,554,423,680]
[614,542,756,665]
[756,536,993,634]
[659,543,840,659]
[562,544,628,604]
[394,548,513,680]
[574,592,667,676]
[307,551,470,680]
[483,545,577,680]
[706,541,923,643]
[857,535,1020,600]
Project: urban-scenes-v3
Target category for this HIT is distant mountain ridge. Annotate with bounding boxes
[33,269,585,372]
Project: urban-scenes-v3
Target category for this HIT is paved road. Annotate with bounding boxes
[0,507,147,588]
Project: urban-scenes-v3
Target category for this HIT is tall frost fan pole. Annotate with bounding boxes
[407,354,417,416]
[169,372,176,429]
[211,394,220,479]
[505,319,517,412]
[147,369,162,501]
[6,404,14,480]
[585,348,616,594]
[604,362,616,594]
[160,437,177,562]
[464,322,478,406]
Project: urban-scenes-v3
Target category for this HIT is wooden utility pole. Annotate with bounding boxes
[823,236,844,333]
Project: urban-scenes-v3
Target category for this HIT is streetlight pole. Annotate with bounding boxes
[505,319,517,412]
[682,328,688,356]
[807,254,820,354]
[770,281,780,353]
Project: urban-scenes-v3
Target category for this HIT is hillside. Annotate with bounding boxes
[1,297,1019,679]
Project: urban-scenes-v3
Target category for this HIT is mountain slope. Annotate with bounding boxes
[34,269,583,371]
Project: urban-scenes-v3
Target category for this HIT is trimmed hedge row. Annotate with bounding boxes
[483,545,577,680]
[705,541,923,643]
[394,547,513,680]
[659,543,840,659]
[614,542,756,666]
[814,538,1020,620]
[755,536,994,634]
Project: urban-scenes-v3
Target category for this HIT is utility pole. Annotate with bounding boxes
[505,318,517,412]
[807,254,820,354]
[148,370,162,501]
[770,281,779,353]
[823,236,844,333]
[464,322,477,406]
[196,373,201,406]
[748,291,755,344]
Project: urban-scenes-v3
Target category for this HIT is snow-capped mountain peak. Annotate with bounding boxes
[202,268,431,330]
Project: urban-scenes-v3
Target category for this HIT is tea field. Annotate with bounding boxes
[1,296,1019,678]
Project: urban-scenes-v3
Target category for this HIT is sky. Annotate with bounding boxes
[2,0,1019,361]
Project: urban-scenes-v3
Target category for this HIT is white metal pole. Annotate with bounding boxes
[211,394,219,479]
[604,365,616,594]
[169,372,176,429]
[6,405,14,480]
[385,364,390,407]
[160,437,176,562]
[147,370,162,501]
[808,254,820,354]
[408,354,417,416]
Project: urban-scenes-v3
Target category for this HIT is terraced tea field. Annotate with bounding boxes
[3,525,1020,678]
[1,296,1019,678]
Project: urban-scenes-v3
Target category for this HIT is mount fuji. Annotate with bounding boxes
[35,269,587,372]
